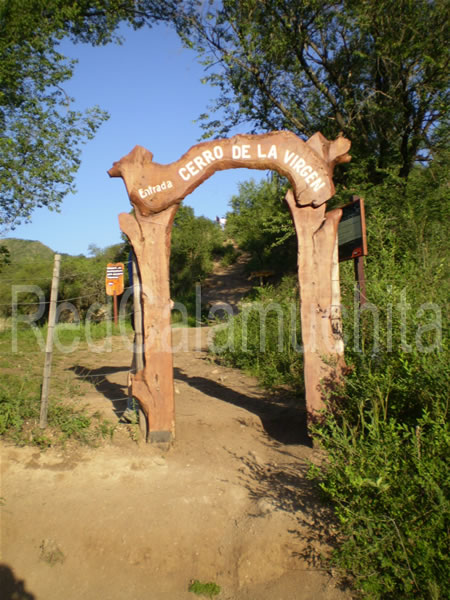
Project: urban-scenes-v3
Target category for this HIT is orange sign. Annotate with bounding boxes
[105,263,124,296]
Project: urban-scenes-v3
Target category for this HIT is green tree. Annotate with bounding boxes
[1,1,104,229]
[0,239,127,319]
[0,244,10,271]
[183,0,449,183]
[226,177,296,273]
[0,0,187,230]
[170,204,224,298]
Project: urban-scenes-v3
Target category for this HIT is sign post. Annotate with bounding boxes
[105,263,124,325]
[337,196,368,306]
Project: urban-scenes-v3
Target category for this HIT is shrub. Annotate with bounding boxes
[310,410,449,599]
[213,276,303,387]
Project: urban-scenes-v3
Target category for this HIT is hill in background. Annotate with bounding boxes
[0,238,56,263]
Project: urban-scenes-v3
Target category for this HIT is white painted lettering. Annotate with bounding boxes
[194,156,207,170]
[282,149,327,193]
[179,168,190,181]
[311,179,325,192]
[139,180,174,196]
[242,145,251,158]
[305,171,318,184]
[213,146,223,159]
[202,150,214,164]
[294,158,306,173]
[186,161,199,177]
[284,150,296,165]
[267,144,278,159]
[300,165,313,177]
[175,144,326,193]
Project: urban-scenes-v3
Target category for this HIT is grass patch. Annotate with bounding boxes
[188,580,221,598]
[0,322,123,448]
[0,374,116,447]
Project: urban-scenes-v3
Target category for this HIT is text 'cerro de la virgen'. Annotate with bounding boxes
[138,143,326,199]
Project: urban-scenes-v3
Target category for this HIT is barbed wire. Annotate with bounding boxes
[0,278,53,283]
[0,309,135,338]
[0,278,422,308]
[74,371,130,378]
[0,286,134,307]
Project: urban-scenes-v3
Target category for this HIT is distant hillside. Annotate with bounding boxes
[0,238,55,263]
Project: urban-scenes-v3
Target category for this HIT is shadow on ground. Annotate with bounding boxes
[234,449,339,569]
[0,564,36,600]
[69,365,130,418]
[174,367,312,447]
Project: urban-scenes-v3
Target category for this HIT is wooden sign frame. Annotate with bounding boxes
[337,196,368,262]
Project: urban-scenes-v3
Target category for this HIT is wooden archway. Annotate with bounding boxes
[108,131,351,442]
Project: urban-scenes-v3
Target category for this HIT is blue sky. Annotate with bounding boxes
[10,24,266,256]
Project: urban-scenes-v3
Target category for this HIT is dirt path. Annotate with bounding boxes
[201,251,253,315]
[1,257,351,599]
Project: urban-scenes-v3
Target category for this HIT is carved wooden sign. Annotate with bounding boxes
[108,131,350,216]
[108,130,351,443]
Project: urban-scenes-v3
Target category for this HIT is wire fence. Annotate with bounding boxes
[0,273,413,309]
[0,285,135,307]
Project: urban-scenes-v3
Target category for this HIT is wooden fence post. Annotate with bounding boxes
[40,253,61,429]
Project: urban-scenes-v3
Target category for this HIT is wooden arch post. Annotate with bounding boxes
[108,131,351,441]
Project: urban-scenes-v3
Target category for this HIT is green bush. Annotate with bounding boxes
[0,376,38,439]
[310,411,449,599]
[0,373,115,447]
[212,152,449,598]
[171,205,226,299]
[307,162,449,598]
[188,579,221,598]
[213,276,303,387]
[225,177,297,275]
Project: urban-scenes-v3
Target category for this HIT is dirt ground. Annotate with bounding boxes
[1,258,352,600]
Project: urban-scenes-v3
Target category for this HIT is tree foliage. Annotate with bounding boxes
[170,204,225,298]
[0,0,188,230]
[183,0,449,182]
[226,176,296,272]
[2,0,448,231]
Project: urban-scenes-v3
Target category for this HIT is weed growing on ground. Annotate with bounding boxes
[213,276,303,388]
[188,579,221,598]
[39,539,65,566]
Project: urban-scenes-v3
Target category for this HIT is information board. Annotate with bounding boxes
[338,197,368,262]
